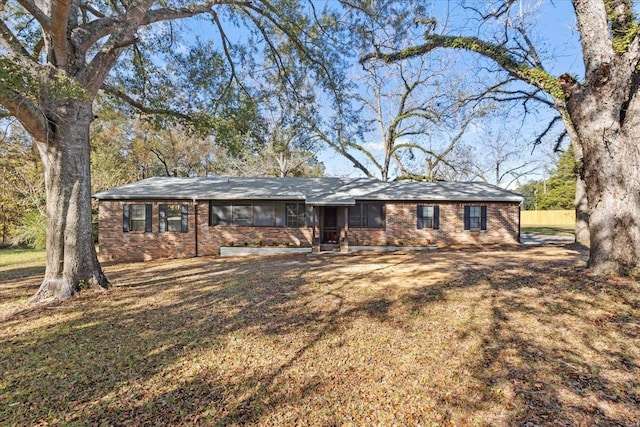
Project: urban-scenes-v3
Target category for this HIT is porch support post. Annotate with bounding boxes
[312,205,321,253]
[340,206,349,253]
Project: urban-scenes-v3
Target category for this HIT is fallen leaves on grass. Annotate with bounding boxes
[1,246,639,426]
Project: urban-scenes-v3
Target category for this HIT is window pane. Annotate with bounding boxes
[286,204,297,226]
[286,204,303,227]
[211,204,230,226]
[367,203,384,228]
[233,204,252,226]
[422,206,433,228]
[275,203,286,227]
[469,205,481,229]
[349,204,362,227]
[254,203,276,226]
[130,205,146,231]
[166,204,182,232]
[131,205,146,220]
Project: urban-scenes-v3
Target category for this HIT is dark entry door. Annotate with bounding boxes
[322,207,338,243]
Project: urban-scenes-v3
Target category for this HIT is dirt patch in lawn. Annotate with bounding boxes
[1,245,639,426]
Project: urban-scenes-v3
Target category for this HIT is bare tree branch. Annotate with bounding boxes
[517,25,543,68]
[462,0,516,21]
[101,83,190,120]
[149,147,172,176]
[552,130,569,152]
[82,0,155,94]
[0,19,32,58]
[79,3,106,19]
[75,1,251,53]
[305,120,373,177]
[533,115,563,148]
[362,33,567,105]
[15,0,51,32]
[209,10,243,99]
[0,86,47,141]
[240,8,298,96]
[50,0,72,68]
[573,0,615,76]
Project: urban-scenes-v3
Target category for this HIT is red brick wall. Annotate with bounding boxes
[348,201,520,247]
[98,199,520,261]
[98,200,197,262]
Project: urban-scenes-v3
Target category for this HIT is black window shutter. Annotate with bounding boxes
[480,205,487,231]
[145,204,153,232]
[123,204,130,232]
[158,204,166,233]
[463,206,471,230]
[181,205,188,233]
[433,206,440,230]
[417,205,424,229]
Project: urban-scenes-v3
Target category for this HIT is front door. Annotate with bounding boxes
[322,207,338,243]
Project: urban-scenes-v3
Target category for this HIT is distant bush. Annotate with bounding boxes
[10,210,46,250]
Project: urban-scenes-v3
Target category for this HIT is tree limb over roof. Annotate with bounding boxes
[362,33,566,104]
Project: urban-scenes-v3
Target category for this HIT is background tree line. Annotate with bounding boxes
[518,149,577,211]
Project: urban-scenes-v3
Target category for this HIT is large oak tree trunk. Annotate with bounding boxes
[568,81,640,274]
[574,169,590,247]
[567,0,640,274]
[580,133,640,274]
[31,100,108,301]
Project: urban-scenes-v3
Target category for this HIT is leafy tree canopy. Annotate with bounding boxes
[518,148,578,211]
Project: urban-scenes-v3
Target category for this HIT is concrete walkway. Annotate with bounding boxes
[520,233,575,246]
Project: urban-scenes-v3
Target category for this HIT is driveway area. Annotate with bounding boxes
[521,232,575,246]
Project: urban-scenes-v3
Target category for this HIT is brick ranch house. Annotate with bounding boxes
[93,176,525,262]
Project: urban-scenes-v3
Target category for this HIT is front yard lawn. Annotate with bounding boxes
[0,248,46,312]
[1,246,638,425]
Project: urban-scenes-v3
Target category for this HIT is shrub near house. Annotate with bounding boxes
[94,177,524,261]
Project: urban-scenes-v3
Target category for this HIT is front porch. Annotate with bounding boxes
[312,205,350,253]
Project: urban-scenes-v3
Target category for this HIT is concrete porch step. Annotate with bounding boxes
[319,243,340,252]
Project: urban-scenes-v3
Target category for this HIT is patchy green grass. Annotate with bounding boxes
[0,248,46,273]
[0,248,46,311]
[521,226,575,235]
[1,246,639,426]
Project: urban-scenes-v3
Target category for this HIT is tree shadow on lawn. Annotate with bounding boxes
[1,248,639,425]
[0,265,46,282]
[455,261,640,425]
[0,265,46,309]
[0,254,350,425]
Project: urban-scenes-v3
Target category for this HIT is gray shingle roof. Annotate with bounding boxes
[93,176,524,204]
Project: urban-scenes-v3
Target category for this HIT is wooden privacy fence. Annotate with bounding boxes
[520,210,575,227]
